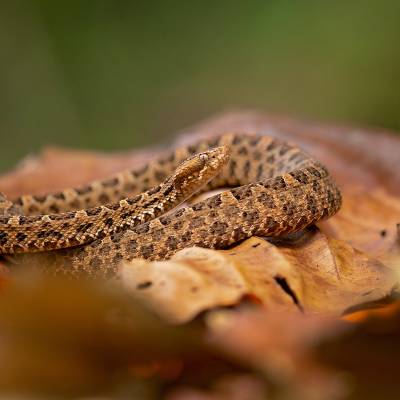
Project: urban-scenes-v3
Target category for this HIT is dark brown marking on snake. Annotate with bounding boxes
[162,185,174,197]
[107,203,121,211]
[154,170,167,182]
[142,178,150,187]
[288,151,302,162]
[28,205,39,214]
[18,216,28,224]
[271,177,287,190]
[173,221,184,230]
[76,186,93,195]
[85,207,103,216]
[232,227,246,241]
[238,146,248,156]
[123,182,137,192]
[266,142,277,152]
[0,217,10,224]
[49,205,60,214]
[223,205,241,217]
[192,202,205,211]
[307,167,322,178]
[189,216,206,229]
[174,208,186,218]
[127,196,141,206]
[182,231,192,243]
[244,160,251,178]
[279,145,290,157]
[265,217,280,231]
[148,185,161,196]
[188,144,198,154]
[37,230,47,239]
[135,164,149,177]
[98,194,110,204]
[208,137,221,148]
[89,256,102,269]
[282,201,295,215]
[112,252,123,265]
[294,170,310,184]
[210,221,228,235]
[0,232,8,245]
[321,207,330,219]
[104,218,114,227]
[233,136,243,145]
[77,223,93,232]
[294,216,308,230]
[312,181,320,193]
[246,210,260,224]
[140,244,154,258]
[231,189,243,201]
[229,159,237,176]
[253,150,262,161]
[159,215,172,226]
[249,136,262,146]
[53,192,66,200]
[207,195,222,208]
[133,223,150,234]
[103,177,119,188]
[96,230,107,240]
[127,239,138,252]
[256,164,263,180]
[165,236,179,250]
[33,195,47,203]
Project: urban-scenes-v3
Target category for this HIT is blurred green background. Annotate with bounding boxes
[1,1,399,172]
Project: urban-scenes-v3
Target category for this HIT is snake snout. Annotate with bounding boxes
[204,146,231,169]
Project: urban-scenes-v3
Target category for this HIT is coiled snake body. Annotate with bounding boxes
[0,133,342,278]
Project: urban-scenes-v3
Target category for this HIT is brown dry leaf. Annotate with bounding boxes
[121,230,394,323]
[320,187,400,258]
[120,247,248,323]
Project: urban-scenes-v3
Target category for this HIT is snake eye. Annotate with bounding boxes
[199,153,209,163]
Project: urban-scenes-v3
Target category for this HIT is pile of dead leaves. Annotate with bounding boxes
[0,111,399,399]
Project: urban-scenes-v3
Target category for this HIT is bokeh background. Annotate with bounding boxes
[1,1,399,172]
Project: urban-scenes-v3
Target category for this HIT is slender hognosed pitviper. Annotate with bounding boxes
[0,133,342,278]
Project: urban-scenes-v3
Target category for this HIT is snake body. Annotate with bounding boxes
[0,147,229,253]
[0,133,342,278]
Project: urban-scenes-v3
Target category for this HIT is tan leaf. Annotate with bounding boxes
[320,187,400,258]
[121,229,395,323]
[120,247,248,323]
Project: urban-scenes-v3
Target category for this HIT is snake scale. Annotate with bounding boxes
[0,133,342,278]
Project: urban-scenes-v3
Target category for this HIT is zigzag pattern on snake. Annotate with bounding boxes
[0,133,342,279]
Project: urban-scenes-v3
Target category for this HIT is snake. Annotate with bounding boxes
[0,133,342,279]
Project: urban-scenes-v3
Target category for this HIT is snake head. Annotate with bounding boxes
[172,146,231,196]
